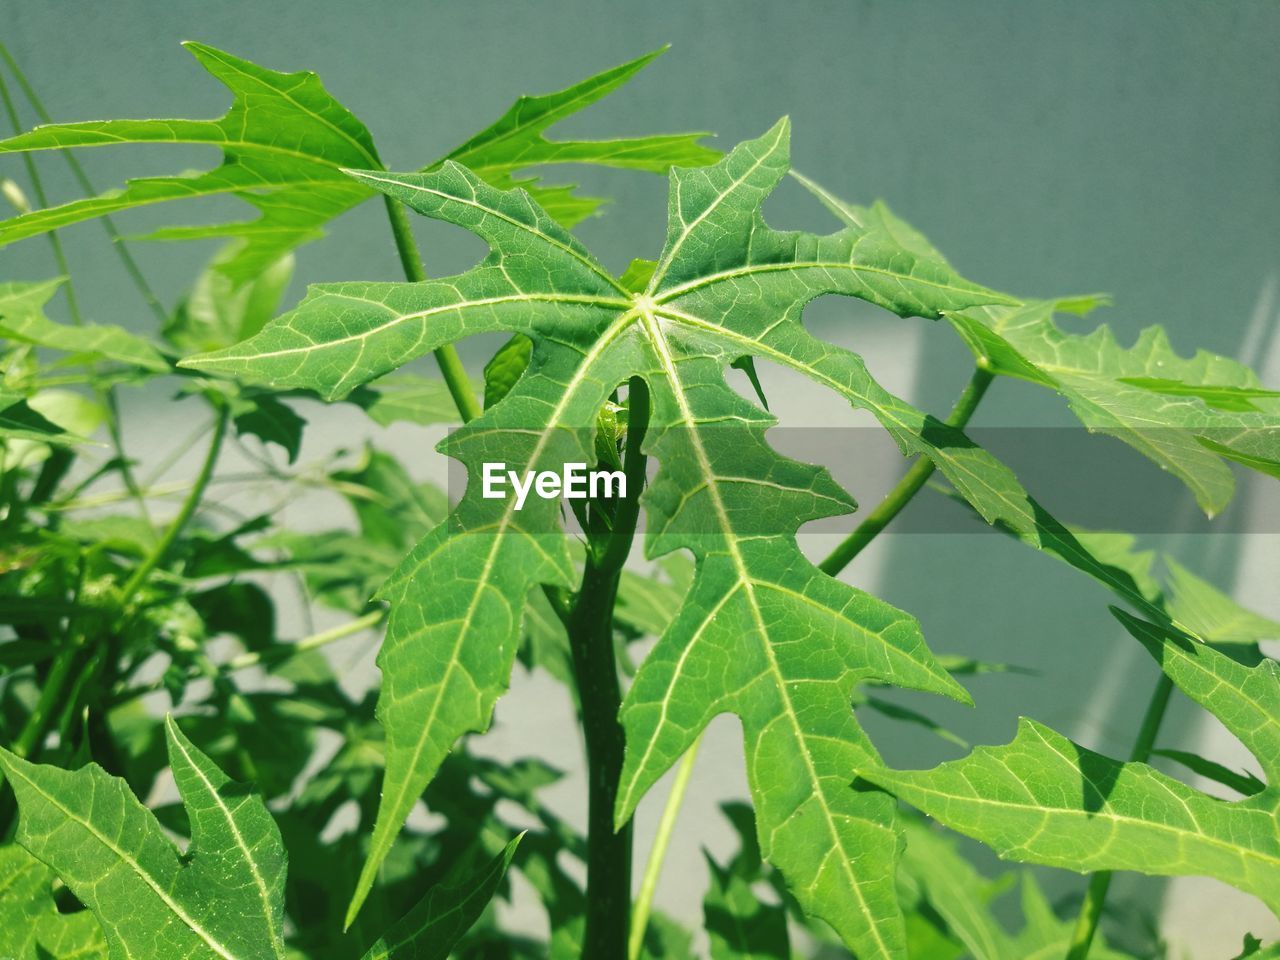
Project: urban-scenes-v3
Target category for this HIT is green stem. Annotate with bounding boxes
[227,608,386,671]
[11,647,78,758]
[0,64,154,528]
[0,42,167,325]
[382,195,483,423]
[117,405,229,608]
[1065,671,1175,960]
[110,609,386,707]
[628,733,702,960]
[819,366,994,576]
[568,377,650,960]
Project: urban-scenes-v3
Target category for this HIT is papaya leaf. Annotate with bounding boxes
[350,372,468,428]
[166,248,295,355]
[1164,557,1280,648]
[797,171,1280,517]
[1234,934,1280,959]
[866,609,1280,916]
[358,836,521,960]
[436,46,718,227]
[0,278,169,371]
[0,716,289,958]
[1151,748,1265,798]
[0,45,713,282]
[946,300,1280,515]
[181,120,1038,955]
[230,393,306,464]
[0,395,86,445]
[703,854,789,960]
[899,820,1141,960]
[0,843,107,960]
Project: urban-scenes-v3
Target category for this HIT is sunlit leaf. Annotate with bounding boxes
[868,609,1280,916]
[182,121,1024,955]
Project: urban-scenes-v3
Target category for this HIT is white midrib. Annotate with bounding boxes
[637,307,892,957]
[646,122,785,293]
[369,307,640,877]
[197,44,379,168]
[166,723,282,956]
[651,302,1165,619]
[651,304,1018,534]
[186,292,626,365]
[5,764,239,960]
[347,171,629,296]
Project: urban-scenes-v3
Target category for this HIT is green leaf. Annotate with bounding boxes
[331,448,449,551]
[866,609,1280,916]
[482,335,534,410]
[438,47,717,226]
[231,393,306,464]
[1117,377,1280,412]
[350,372,467,428]
[1151,748,1265,798]
[0,395,86,445]
[618,258,658,292]
[0,46,713,279]
[0,43,379,284]
[898,821,1139,960]
[0,843,107,960]
[359,836,521,960]
[0,278,169,371]
[946,299,1280,515]
[166,248,295,354]
[1164,557,1280,647]
[179,122,1138,956]
[1234,934,1280,959]
[703,854,789,960]
[0,716,288,958]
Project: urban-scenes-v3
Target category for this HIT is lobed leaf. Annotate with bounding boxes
[0,45,713,282]
[0,278,169,371]
[0,843,108,960]
[867,610,1280,916]
[358,836,521,960]
[181,120,1037,954]
[946,300,1280,515]
[898,820,1139,960]
[0,716,289,958]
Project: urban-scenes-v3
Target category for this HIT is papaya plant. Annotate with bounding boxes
[1,36,1278,960]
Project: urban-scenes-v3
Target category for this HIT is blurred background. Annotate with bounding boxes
[5,1,1279,955]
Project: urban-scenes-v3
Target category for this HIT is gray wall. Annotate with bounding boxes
[6,1,1279,955]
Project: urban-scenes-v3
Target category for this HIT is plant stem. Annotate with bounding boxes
[226,608,386,671]
[0,67,154,528]
[117,405,229,608]
[628,733,701,960]
[567,376,649,959]
[382,195,483,423]
[1065,671,1175,960]
[819,366,994,577]
[109,609,386,707]
[0,42,167,325]
[11,647,78,758]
